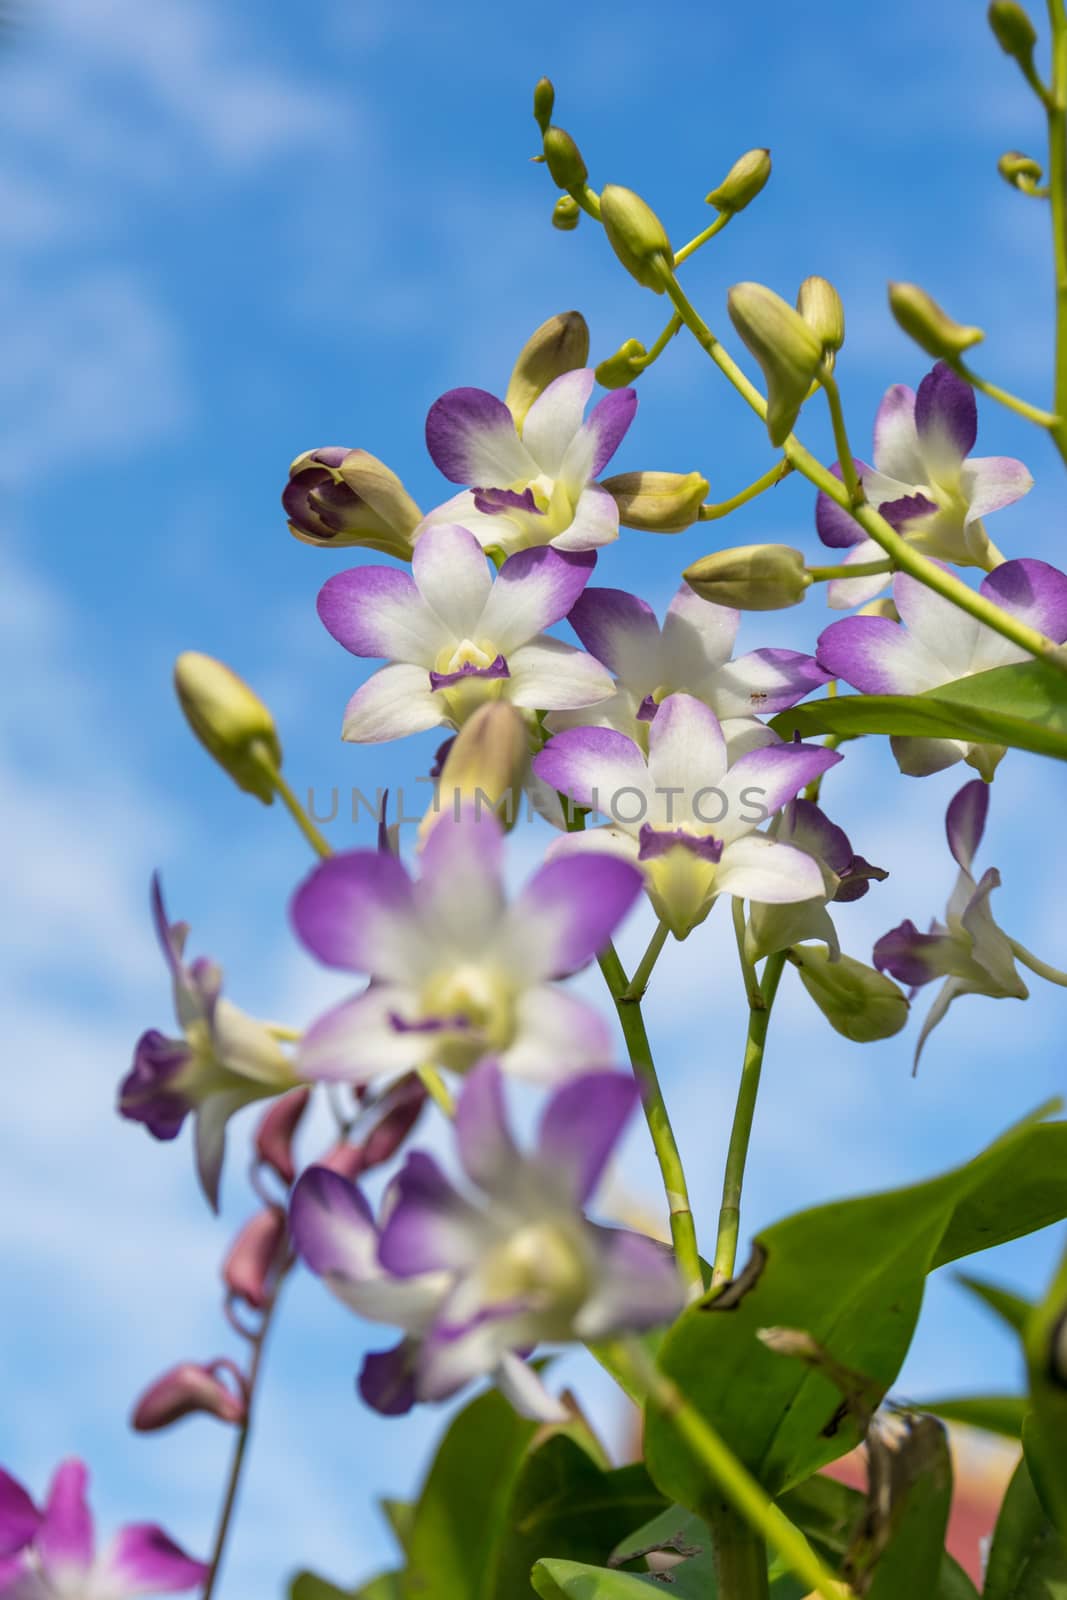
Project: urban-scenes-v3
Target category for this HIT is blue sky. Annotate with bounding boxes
[2,0,1066,1593]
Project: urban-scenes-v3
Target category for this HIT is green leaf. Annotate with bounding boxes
[379,1500,414,1556]
[645,1113,1067,1510]
[860,1418,953,1600]
[984,1454,1067,1600]
[956,1272,1034,1335]
[291,1574,403,1600]
[914,1393,1027,1439]
[771,660,1067,762]
[1025,1242,1067,1542]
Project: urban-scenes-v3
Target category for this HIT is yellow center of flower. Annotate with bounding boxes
[482,1220,589,1324]
[419,963,516,1072]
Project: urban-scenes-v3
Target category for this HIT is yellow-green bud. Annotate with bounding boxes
[599,185,673,294]
[998,149,1044,190]
[727,282,824,446]
[857,597,900,621]
[705,148,772,214]
[505,311,590,427]
[174,653,282,805]
[684,543,810,610]
[796,276,845,357]
[542,127,588,192]
[533,77,555,134]
[887,282,985,360]
[789,946,909,1043]
[601,470,709,533]
[284,447,422,558]
[419,702,528,844]
[988,0,1038,62]
[595,338,646,388]
[552,195,581,231]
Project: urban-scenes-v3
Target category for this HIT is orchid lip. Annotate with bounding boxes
[637,825,724,864]
[428,655,511,691]
[388,1012,477,1036]
[472,486,544,517]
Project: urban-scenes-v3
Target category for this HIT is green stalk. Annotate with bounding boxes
[698,459,793,520]
[1049,0,1067,460]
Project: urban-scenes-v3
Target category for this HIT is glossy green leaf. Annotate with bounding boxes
[771,661,1067,762]
[291,1574,402,1600]
[984,1454,1067,1600]
[956,1272,1034,1335]
[645,1113,1067,1509]
[1025,1242,1067,1541]
[379,1500,414,1556]
[914,1393,1027,1439]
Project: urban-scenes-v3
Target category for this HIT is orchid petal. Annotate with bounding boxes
[425,387,537,485]
[505,637,615,711]
[519,369,595,475]
[479,546,595,651]
[317,566,448,663]
[341,663,445,742]
[568,587,663,686]
[99,1525,209,1596]
[291,850,420,979]
[714,835,827,903]
[872,383,923,482]
[504,854,643,980]
[411,524,493,638]
[536,1073,639,1203]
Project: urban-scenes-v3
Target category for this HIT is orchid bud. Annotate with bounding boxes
[887,282,985,360]
[174,653,282,804]
[857,597,900,621]
[542,127,588,192]
[789,946,909,1043]
[254,1087,311,1186]
[551,196,581,231]
[998,150,1044,190]
[599,185,673,293]
[131,1360,246,1431]
[222,1208,287,1311]
[284,448,422,558]
[796,276,845,357]
[420,702,528,843]
[318,1141,366,1181]
[684,544,809,610]
[988,1,1038,64]
[595,338,646,388]
[532,77,555,134]
[727,282,825,445]
[358,1075,427,1170]
[601,470,709,533]
[505,311,590,427]
[705,148,772,214]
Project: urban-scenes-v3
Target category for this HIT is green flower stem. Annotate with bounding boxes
[673,209,732,266]
[1049,0,1067,461]
[272,770,333,859]
[706,1503,772,1600]
[950,360,1061,429]
[806,558,893,582]
[607,1338,845,1600]
[1010,936,1067,988]
[819,368,864,506]
[653,265,1067,677]
[624,919,671,999]
[597,939,703,1299]
[712,948,786,1289]
[698,458,793,521]
[417,1064,457,1117]
[635,311,683,370]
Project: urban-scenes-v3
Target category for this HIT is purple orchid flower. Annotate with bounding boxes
[289,1061,683,1420]
[0,1459,207,1599]
[317,522,614,743]
[873,780,1027,1070]
[534,692,842,939]
[815,363,1033,608]
[118,876,298,1210]
[547,581,829,756]
[289,809,643,1086]
[818,558,1067,778]
[420,368,637,554]
[745,798,888,963]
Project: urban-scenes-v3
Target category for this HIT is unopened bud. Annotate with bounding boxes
[887,282,985,360]
[595,338,646,388]
[505,311,590,427]
[254,1087,311,1186]
[318,1141,366,1182]
[533,77,555,134]
[796,276,845,357]
[705,148,772,214]
[998,150,1044,189]
[174,653,281,804]
[542,127,588,192]
[599,185,673,293]
[857,597,900,621]
[727,282,825,445]
[789,946,909,1043]
[988,1,1038,62]
[358,1075,427,1171]
[685,544,809,611]
[131,1360,246,1431]
[419,702,528,844]
[283,447,422,558]
[222,1208,287,1311]
[601,470,708,534]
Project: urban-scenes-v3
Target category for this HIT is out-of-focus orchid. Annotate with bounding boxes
[289,1062,683,1420]
[0,1460,207,1598]
[818,559,1067,778]
[222,1208,287,1312]
[534,693,842,938]
[131,1360,247,1432]
[873,780,1027,1069]
[548,582,829,756]
[420,369,637,554]
[815,363,1032,607]
[118,877,299,1210]
[290,810,642,1086]
[317,522,614,743]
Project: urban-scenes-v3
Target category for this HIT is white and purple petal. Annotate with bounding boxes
[567,587,663,685]
[980,558,1067,643]
[534,725,652,821]
[549,483,620,551]
[945,779,989,874]
[660,583,740,679]
[519,369,596,475]
[816,615,948,695]
[296,986,431,1087]
[317,566,448,664]
[708,648,830,718]
[502,984,616,1083]
[504,854,643,981]
[341,663,447,743]
[478,546,596,652]
[291,850,421,980]
[873,918,963,988]
[36,1462,92,1583]
[814,461,871,550]
[914,363,977,472]
[411,523,493,639]
[573,1226,684,1339]
[713,835,827,904]
[646,693,728,813]
[536,1072,639,1204]
[961,456,1034,522]
[289,1165,378,1280]
[872,383,923,482]
[378,1153,488,1278]
[0,1472,39,1560]
[425,387,537,485]
[580,387,638,477]
[714,740,842,842]
[98,1526,209,1596]
[505,637,616,711]
[454,1062,520,1190]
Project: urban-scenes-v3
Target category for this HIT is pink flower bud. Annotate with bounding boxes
[316,1076,427,1182]
[318,1141,366,1182]
[222,1208,286,1311]
[131,1360,246,1431]
[254,1087,311,1186]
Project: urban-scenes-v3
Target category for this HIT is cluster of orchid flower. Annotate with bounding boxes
[11,26,1067,1594]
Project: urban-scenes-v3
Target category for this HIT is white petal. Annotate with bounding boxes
[506,638,615,710]
[520,369,595,476]
[342,664,446,742]
[826,539,893,610]
[714,835,826,904]
[412,523,492,638]
[645,693,727,825]
[660,584,740,685]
